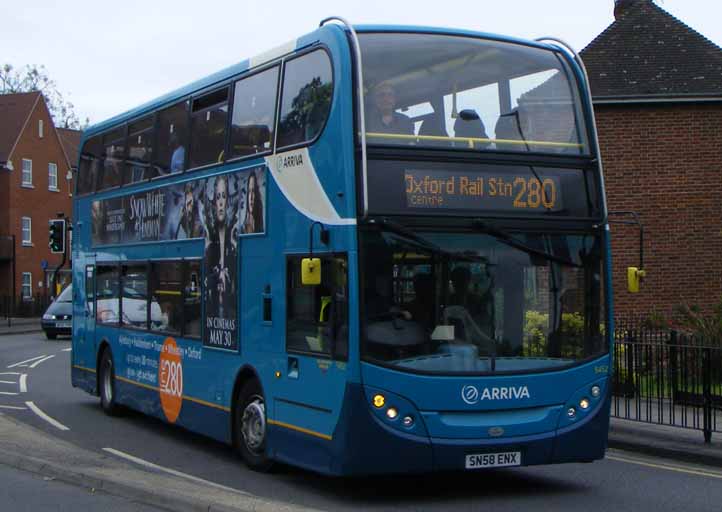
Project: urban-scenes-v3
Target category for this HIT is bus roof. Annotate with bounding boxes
[82,24,563,142]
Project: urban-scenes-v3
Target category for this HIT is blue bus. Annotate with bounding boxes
[71,18,612,475]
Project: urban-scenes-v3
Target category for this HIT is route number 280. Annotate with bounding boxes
[512,177,557,209]
[160,359,183,398]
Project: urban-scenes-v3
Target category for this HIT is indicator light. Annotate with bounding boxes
[373,394,385,408]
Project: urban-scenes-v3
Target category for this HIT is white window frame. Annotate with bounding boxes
[21,272,32,299]
[21,159,32,187]
[48,162,58,191]
[21,216,32,246]
[39,119,44,138]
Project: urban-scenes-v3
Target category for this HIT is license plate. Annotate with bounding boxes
[56,321,71,328]
[465,451,521,469]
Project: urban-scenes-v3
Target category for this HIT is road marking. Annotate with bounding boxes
[7,355,47,368]
[19,374,27,393]
[0,372,21,376]
[0,380,16,384]
[0,392,19,395]
[607,453,722,480]
[28,355,55,369]
[102,448,251,496]
[25,401,70,431]
[0,405,26,410]
[61,348,72,352]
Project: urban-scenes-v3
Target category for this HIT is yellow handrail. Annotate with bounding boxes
[364,131,583,149]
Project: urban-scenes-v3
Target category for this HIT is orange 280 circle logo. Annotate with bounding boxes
[159,337,183,423]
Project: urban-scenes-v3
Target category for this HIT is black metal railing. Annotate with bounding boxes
[612,322,721,442]
[0,294,52,319]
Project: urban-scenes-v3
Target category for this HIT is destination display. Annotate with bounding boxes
[365,160,600,218]
[404,169,562,211]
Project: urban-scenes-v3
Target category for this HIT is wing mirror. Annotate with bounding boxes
[301,258,322,286]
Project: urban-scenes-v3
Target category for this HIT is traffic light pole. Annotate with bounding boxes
[51,249,67,299]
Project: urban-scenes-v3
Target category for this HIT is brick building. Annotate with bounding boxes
[0,91,80,306]
[581,0,722,317]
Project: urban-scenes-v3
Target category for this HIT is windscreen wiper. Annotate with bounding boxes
[471,220,581,267]
[366,219,445,255]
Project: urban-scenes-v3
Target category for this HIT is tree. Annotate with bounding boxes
[0,64,88,129]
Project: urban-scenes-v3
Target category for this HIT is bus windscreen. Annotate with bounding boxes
[359,32,589,155]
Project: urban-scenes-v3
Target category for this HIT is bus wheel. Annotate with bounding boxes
[235,380,273,471]
[99,349,121,416]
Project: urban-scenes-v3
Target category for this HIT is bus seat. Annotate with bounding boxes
[453,113,490,149]
[418,114,449,147]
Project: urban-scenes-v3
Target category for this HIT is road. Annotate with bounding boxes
[2,331,722,511]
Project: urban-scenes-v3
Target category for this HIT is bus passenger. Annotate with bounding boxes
[366,81,414,137]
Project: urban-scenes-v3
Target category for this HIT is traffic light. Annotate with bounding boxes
[49,219,66,254]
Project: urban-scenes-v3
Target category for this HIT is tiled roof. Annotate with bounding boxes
[0,91,41,162]
[57,127,82,168]
[580,0,722,99]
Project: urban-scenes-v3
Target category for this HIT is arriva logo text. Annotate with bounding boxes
[461,385,530,404]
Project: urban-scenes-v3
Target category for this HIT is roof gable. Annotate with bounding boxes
[57,128,82,169]
[580,0,722,99]
[0,91,41,162]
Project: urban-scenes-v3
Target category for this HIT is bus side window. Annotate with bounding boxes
[78,136,102,195]
[286,255,347,359]
[155,100,189,177]
[99,127,125,191]
[230,66,279,159]
[189,88,229,169]
[277,49,334,149]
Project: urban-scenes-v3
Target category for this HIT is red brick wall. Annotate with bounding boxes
[596,102,722,318]
[0,98,73,298]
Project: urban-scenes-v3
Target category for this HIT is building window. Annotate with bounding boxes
[22,272,32,300]
[22,159,32,187]
[48,163,58,190]
[39,119,44,138]
[21,217,32,246]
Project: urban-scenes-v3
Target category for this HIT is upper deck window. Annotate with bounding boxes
[277,49,333,149]
[78,136,102,195]
[125,116,154,184]
[99,127,125,190]
[230,66,279,159]
[359,33,589,155]
[156,100,189,177]
[189,88,228,169]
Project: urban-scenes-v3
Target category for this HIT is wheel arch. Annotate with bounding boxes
[230,365,264,441]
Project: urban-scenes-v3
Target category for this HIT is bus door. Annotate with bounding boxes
[275,255,349,448]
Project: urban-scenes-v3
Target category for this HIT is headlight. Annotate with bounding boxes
[579,398,590,410]
[386,407,398,420]
[591,385,601,398]
[43,314,55,320]
[567,407,576,418]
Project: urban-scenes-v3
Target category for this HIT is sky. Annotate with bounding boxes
[3,0,721,126]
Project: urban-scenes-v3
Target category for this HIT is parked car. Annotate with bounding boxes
[41,284,72,339]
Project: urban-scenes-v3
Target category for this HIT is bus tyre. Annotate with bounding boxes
[235,380,273,472]
[99,348,121,416]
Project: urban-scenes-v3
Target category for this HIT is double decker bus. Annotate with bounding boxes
[71,18,612,475]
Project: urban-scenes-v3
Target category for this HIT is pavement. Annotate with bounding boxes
[0,412,319,512]
[608,417,722,467]
[0,317,43,336]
